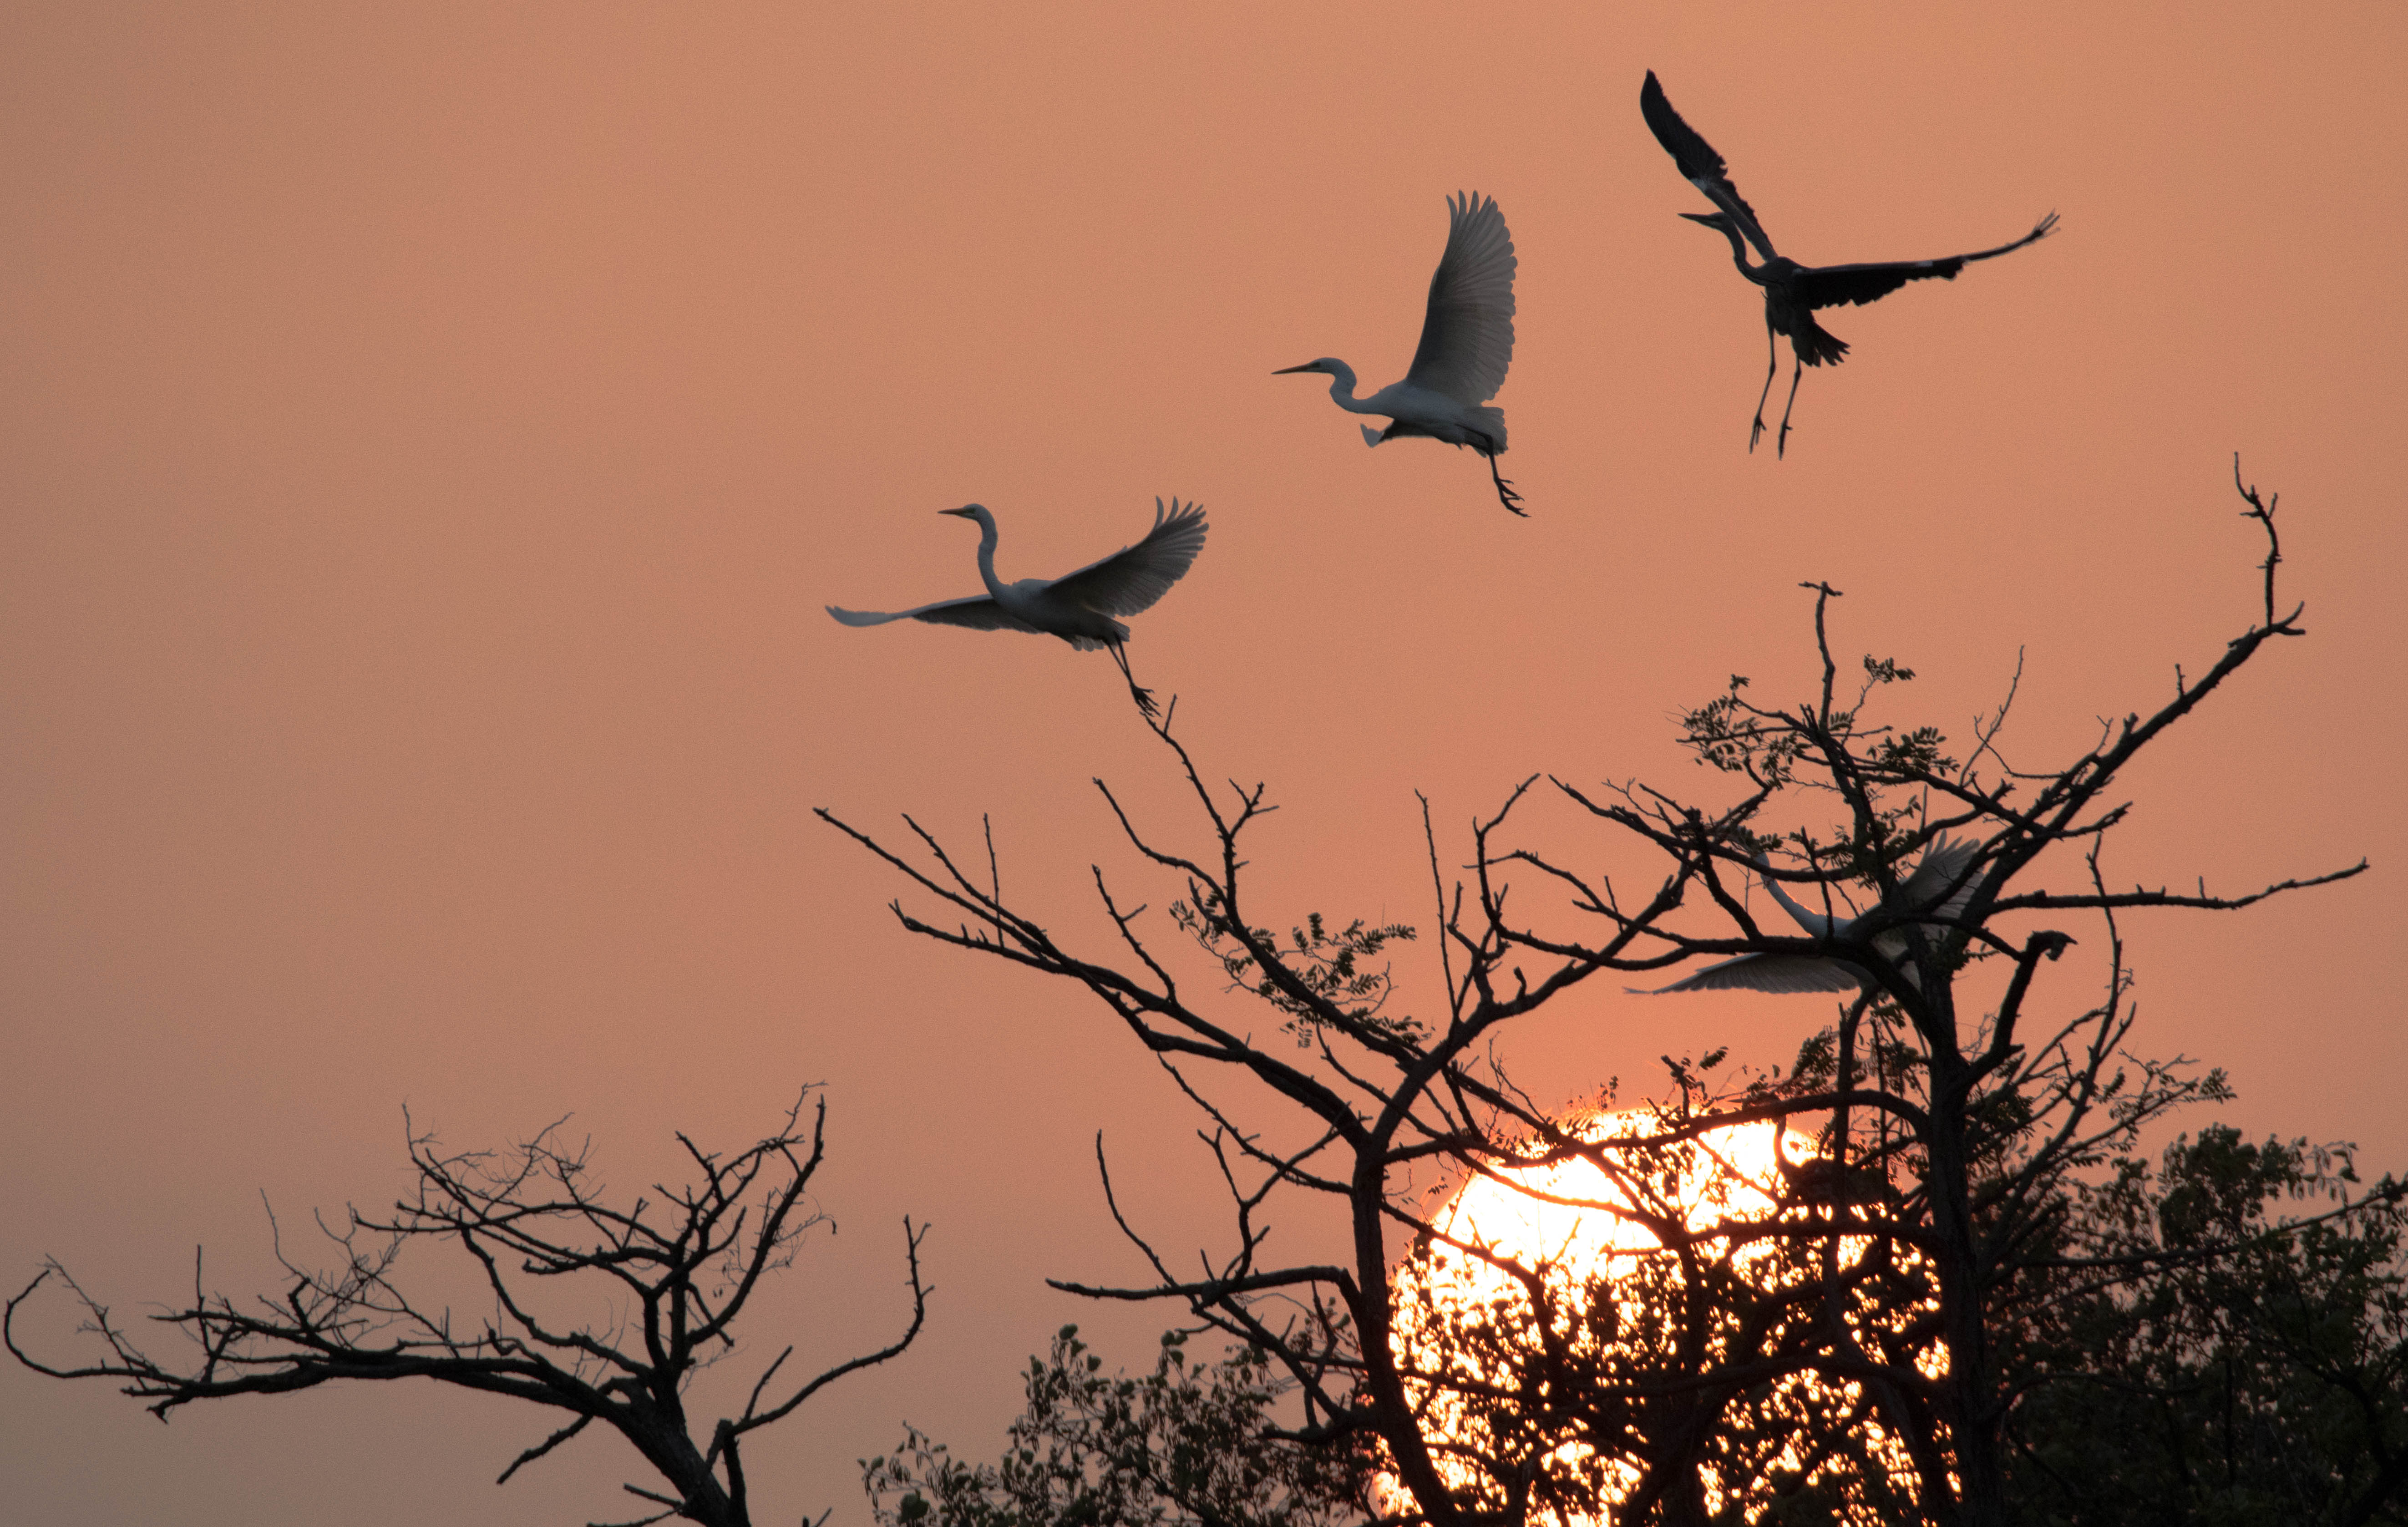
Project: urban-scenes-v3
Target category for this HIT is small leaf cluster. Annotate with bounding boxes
[1169,896,1423,1047]
[864,1325,1368,1527]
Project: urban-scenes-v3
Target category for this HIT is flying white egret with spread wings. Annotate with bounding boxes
[827,498,1207,717]
[1277,192,1523,515]
[1647,835,1981,995]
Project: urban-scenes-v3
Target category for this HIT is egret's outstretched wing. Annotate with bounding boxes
[1798,214,2057,310]
[1046,498,1209,618]
[1886,834,1982,922]
[1648,952,1863,995]
[827,597,1039,634]
[1755,854,1848,937]
[1402,193,1516,407]
[1640,71,1776,259]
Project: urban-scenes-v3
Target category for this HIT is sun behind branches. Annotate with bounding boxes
[1384,1113,1946,1525]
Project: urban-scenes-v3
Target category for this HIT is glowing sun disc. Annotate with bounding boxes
[1380,1112,1938,1526]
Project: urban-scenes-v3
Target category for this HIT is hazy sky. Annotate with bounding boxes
[5,5,2403,1523]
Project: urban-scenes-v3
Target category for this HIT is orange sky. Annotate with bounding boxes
[5,5,2403,1522]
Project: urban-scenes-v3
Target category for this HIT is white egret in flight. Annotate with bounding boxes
[827,498,1207,717]
[1277,192,1523,515]
[1648,835,1980,994]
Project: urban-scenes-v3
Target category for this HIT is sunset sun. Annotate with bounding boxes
[1386,1114,1943,1525]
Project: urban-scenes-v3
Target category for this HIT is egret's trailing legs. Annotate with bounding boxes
[1481,439,1525,516]
[1108,642,1158,718]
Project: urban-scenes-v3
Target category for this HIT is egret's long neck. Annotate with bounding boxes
[1758,860,1839,936]
[1320,360,1375,413]
[970,516,1004,598]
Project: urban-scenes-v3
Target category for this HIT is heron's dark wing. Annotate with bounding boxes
[1402,192,1516,407]
[1045,499,1209,618]
[1795,260,1957,309]
[1798,213,2058,310]
[827,597,1039,634]
[1639,71,1777,259]
[1649,952,1864,995]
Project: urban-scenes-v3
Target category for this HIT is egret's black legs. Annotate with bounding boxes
[1109,642,1158,718]
[1775,353,1807,459]
[1749,319,1779,453]
[1483,445,1527,517]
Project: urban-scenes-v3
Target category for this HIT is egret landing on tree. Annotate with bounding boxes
[1644,835,1982,995]
[1640,70,2057,458]
[827,498,1207,717]
[1277,191,1523,515]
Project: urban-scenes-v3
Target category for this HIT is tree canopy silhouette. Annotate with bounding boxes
[824,464,2369,1527]
[9,1092,927,1527]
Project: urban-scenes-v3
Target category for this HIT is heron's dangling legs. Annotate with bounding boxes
[1776,352,1805,459]
[1109,642,1159,719]
[1749,320,1778,453]
[1482,444,1527,517]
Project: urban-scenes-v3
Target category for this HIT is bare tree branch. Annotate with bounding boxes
[9,1091,928,1527]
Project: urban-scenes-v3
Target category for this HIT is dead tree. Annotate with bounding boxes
[820,462,2366,1527]
[7,1091,928,1527]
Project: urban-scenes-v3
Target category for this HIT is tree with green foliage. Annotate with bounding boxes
[864,1324,1369,1527]
[2005,1125,2408,1523]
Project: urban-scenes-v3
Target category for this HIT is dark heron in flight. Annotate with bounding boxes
[1640,70,2057,457]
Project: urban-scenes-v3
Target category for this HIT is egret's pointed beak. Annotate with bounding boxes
[1272,363,1321,375]
[938,506,978,518]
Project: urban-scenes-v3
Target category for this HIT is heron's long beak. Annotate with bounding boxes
[938,506,978,518]
[1272,363,1320,375]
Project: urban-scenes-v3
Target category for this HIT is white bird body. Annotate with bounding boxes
[1648,835,1981,996]
[970,547,1131,650]
[1278,192,1523,513]
[1300,368,1511,455]
[827,498,1207,714]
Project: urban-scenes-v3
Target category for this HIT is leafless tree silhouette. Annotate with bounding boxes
[8,1091,928,1527]
[821,463,2367,1527]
